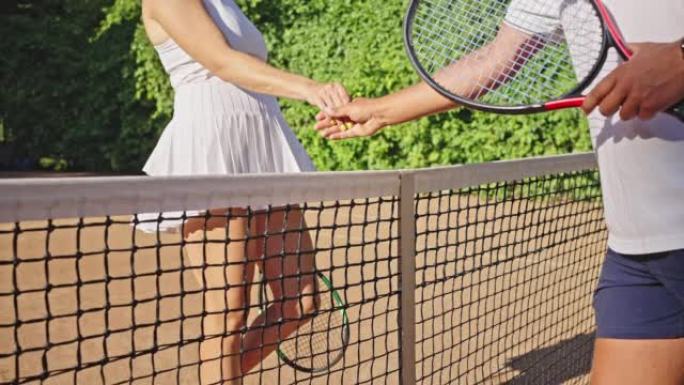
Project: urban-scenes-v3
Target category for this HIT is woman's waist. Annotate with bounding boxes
[173,77,281,115]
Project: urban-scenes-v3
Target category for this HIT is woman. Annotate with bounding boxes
[138,0,349,383]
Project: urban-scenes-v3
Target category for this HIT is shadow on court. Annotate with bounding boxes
[504,332,595,385]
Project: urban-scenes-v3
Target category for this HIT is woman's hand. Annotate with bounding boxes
[303,82,351,115]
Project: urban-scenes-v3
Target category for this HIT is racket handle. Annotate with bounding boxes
[544,97,586,111]
[546,98,684,123]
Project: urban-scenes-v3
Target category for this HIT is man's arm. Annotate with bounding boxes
[316,24,532,139]
[582,39,684,121]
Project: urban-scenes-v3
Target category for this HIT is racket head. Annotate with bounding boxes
[262,272,350,373]
[403,0,609,114]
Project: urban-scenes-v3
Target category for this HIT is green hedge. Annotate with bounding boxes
[0,0,591,172]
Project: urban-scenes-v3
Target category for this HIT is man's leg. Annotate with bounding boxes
[591,249,684,385]
[591,338,684,385]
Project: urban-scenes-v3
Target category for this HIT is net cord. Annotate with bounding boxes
[0,172,400,223]
[0,153,597,224]
[413,152,596,193]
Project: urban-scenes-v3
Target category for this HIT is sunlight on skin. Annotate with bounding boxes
[182,208,318,384]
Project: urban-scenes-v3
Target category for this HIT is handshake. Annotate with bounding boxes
[306,82,388,141]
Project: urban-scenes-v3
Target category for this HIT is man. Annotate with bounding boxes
[316,1,684,384]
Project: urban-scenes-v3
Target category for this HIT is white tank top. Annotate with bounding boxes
[154,0,268,89]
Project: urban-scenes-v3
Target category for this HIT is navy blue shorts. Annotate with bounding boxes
[594,248,684,339]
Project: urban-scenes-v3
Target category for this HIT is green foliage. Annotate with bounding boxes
[0,0,591,172]
[39,157,69,171]
[0,0,160,171]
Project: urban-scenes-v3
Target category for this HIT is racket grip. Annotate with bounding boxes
[544,97,586,111]
[546,98,684,123]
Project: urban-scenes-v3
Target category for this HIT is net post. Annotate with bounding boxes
[399,171,417,385]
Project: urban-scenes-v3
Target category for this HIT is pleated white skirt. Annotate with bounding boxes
[136,78,315,233]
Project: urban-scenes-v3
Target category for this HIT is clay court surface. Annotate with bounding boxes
[0,193,606,385]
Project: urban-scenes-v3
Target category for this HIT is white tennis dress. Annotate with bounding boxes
[138,0,315,232]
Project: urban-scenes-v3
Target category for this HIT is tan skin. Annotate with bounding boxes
[316,40,684,140]
[314,24,533,139]
[315,25,684,385]
[142,0,350,113]
[183,208,319,385]
[141,0,351,383]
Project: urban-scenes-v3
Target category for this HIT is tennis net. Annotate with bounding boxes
[0,153,606,385]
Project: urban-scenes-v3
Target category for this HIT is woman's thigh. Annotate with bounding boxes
[185,211,256,327]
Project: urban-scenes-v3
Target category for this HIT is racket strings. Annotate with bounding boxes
[277,288,347,370]
[414,0,557,100]
[411,0,605,107]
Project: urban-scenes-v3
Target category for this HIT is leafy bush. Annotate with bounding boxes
[0,0,162,171]
[0,0,591,172]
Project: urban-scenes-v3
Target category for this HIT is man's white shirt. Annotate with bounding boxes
[505,0,684,254]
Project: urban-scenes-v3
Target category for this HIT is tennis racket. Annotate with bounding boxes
[258,270,350,373]
[404,0,684,121]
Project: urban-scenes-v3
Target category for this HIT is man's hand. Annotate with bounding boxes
[582,40,684,121]
[314,98,388,140]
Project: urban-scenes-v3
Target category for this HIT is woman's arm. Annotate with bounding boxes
[145,0,348,112]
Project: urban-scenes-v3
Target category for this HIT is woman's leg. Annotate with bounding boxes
[241,207,319,373]
[184,209,255,385]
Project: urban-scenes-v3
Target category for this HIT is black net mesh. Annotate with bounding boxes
[414,170,606,384]
[0,156,607,385]
[0,198,401,385]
